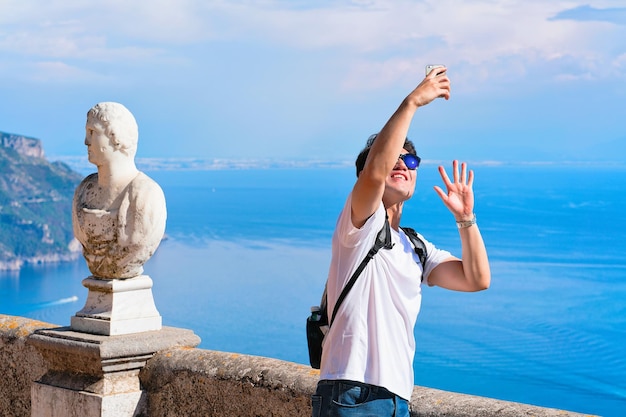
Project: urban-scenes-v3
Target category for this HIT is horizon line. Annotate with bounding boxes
[50,155,626,173]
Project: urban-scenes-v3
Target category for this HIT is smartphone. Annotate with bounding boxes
[426,65,445,76]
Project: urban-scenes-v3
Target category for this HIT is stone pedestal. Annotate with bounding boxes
[29,326,201,417]
[71,275,161,336]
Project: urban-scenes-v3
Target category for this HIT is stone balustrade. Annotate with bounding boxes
[0,314,596,417]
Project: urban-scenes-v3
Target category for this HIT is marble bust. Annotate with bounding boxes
[72,102,167,279]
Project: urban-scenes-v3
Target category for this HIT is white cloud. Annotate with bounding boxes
[0,0,624,162]
[29,61,106,83]
[1,0,624,88]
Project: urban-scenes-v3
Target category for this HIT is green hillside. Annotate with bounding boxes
[0,131,83,270]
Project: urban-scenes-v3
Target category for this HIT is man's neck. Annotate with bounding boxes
[385,202,404,230]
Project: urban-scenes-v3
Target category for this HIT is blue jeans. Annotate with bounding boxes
[311,380,409,417]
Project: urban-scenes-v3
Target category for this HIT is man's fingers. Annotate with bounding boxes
[452,160,459,183]
[438,165,452,186]
[433,185,447,201]
[460,162,467,184]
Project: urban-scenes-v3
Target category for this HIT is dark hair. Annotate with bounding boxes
[355,133,417,177]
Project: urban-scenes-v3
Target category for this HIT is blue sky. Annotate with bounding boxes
[0,1,625,163]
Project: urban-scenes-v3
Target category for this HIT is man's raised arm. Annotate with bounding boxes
[351,69,451,228]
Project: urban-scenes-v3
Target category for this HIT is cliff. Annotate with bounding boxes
[0,131,83,270]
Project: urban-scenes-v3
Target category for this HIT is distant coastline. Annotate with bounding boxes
[51,155,626,175]
[0,250,81,271]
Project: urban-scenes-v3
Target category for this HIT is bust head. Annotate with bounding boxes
[86,102,139,159]
[75,102,167,279]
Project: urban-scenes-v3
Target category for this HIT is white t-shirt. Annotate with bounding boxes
[319,195,452,400]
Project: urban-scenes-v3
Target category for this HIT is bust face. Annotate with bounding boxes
[85,119,114,166]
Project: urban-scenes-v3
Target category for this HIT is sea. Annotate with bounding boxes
[1,163,625,417]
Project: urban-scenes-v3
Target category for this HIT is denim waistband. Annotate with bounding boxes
[317,379,397,399]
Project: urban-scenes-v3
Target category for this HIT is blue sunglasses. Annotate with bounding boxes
[399,153,421,170]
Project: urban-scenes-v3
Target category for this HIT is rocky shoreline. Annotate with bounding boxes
[0,244,82,271]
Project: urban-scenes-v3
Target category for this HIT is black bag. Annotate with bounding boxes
[306,303,328,369]
[306,219,428,369]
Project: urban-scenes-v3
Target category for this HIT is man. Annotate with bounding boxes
[312,68,491,417]
[73,102,167,279]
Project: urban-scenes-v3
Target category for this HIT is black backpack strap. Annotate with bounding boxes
[400,226,428,281]
[326,216,393,328]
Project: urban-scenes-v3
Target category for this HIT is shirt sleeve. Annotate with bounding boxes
[334,193,386,249]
